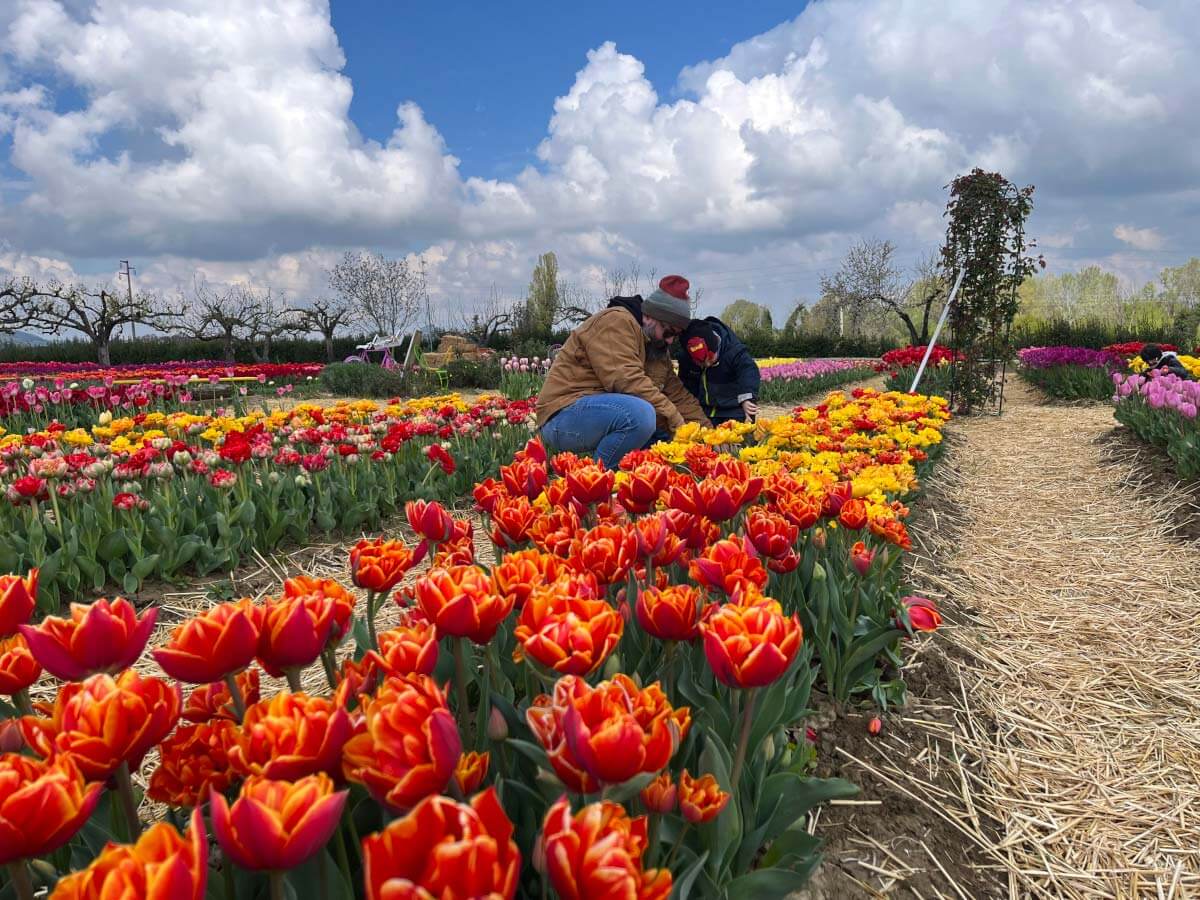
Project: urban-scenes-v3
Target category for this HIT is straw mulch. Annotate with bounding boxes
[840,378,1200,899]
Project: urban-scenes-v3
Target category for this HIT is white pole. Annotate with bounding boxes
[910,267,966,393]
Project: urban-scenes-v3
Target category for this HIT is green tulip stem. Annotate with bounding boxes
[453,638,472,739]
[320,648,340,693]
[7,862,34,900]
[332,814,354,882]
[223,673,247,723]
[13,688,33,716]
[284,669,303,693]
[114,760,142,840]
[665,822,691,871]
[729,688,759,796]
[222,851,237,900]
[268,871,285,900]
[366,590,380,652]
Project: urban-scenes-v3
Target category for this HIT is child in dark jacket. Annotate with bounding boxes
[678,318,762,424]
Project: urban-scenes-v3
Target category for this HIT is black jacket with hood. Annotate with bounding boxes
[676,317,761,422]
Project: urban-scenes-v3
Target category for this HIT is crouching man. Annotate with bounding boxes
[536,275,709,468]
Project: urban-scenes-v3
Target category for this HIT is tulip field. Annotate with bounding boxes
[0,351,960,900]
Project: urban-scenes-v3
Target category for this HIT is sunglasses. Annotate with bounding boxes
[662,326,683,339]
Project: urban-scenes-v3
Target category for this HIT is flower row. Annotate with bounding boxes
[0,360,323,383]
[0,385,949,898]
[0,395,536,608]
[1113,371,1200,478]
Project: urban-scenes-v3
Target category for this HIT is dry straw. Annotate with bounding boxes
[830,379,1200,899]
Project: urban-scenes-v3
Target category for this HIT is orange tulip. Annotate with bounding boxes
[678,770,730,824]
[838,498,869,530]
[700,598,803,689]
[21,670,180,781]
[489,494,539,548]
[280,575,356,645]
[406,499,455,543]
[454,750,490,796]
[745,506,799,560]
[528,506,582,557]
[152,598,262,684]
[631,514,683,567]
[0,633,41,696]
[568,523,637,586]
[350,538,418,594]
[257,591,340,679]
[870,514,913,550]
[616,463,670,514]
[662,510,720,552]
[525,680,599,795]
[867,716,883,736]
[493,549,565,610]
[0,570,37,638]
[666,475,762,522]
[414,565,514,645]
[362,786,520,900]
[0,753,103,865]
[147,719,239,808]
[821,481,854,518]
[640,772,677,814]
[369,610,438,677]
[472,477,507,515]
[343,674,462,811]
[540,797,672,900]
[182,668,261,723]
[514,576,622,677]
[564,463,614,506]
[228,691,357,781]
[562,675,690,786]
[635,585,704,642]
[432,532,476,568]
[776,490,822,530]
[50,807,208,900]
[210,774,347,871]
[500,457,549,501]
[688,537,769,597]
[20,597,156,681]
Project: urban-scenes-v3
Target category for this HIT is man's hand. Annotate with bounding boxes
[741,399,759,420]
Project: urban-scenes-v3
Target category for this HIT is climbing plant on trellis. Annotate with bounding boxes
[940,169,1043,414]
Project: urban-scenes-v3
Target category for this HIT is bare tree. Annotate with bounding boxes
[13,279,166,365]
[1,277,37,335]
[246,289,301,363]
[457,285,512,345]
[293,297,359,362]
[555,281,597,327]
[329,251,423,339]
[176,280,264,361]
[820,239,945,345]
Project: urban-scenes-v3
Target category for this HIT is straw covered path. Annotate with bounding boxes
[851,378,1200,898]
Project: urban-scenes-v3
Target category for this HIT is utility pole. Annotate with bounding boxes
[119,260,137,339]
[839,307,845,337]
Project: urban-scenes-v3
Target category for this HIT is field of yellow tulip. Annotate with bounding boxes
[0,386,948,899]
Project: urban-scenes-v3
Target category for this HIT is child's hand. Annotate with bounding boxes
[742,399,759,419]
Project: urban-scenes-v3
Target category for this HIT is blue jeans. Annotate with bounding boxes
[540,393,657,470]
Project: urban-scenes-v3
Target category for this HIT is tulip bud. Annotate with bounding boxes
[760,733,775,761]
[867,717,882,736]
[487,706,509,742]
[811,561,826,582]
[812,527,827,550]
[602,652,623,680]
[98,411,113,426]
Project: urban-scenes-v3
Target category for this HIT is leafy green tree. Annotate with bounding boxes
[720,299,774,341]
[524,252,560,338]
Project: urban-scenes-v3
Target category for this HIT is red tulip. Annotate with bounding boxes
[280,575,356,646]
[837,498,869,531]
[0,753,103,865]
[362,787,520,900]
[514,576,622,677]
[564,463,614,506]
[148,719,239,808]
[454,750,490,796]
[152,598,262,684]
[182,668,261,723]
[700,598,803,689]
[493,549,566,610]
[616,463,670,514]
[635,585,704,642]
[414,565,514,645]
[256,591,339,678]
[368,610,438,677]
[406,499,454,543]
[0,634,41,696]
[228,691,356,781]
[210,774,347,871]
[0,570,37,638]
[899,595,941,633]
[745,506,799,560]
[540,797,672,900]
[867,716,882,736]
[20,670,181,781]
[20,597,156,680]
[688,537,769,597]
[640,772,677,814]
[850,540,875,577]
[568,523,638,585]
[350,538,419,595]
[50,807,208,900]
[678,770,730,824]
[342,674,462,812]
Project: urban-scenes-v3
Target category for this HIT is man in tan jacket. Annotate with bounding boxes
[536,275,709,469]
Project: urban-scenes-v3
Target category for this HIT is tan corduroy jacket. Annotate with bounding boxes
[535,307,709,431]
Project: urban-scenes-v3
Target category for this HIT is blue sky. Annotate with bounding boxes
[330,0,809,179]
[0,0,1196,316]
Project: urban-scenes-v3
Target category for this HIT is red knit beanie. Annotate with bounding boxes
[659,275,690,301]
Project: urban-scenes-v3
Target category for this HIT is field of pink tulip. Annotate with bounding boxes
[0,381,955,899]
